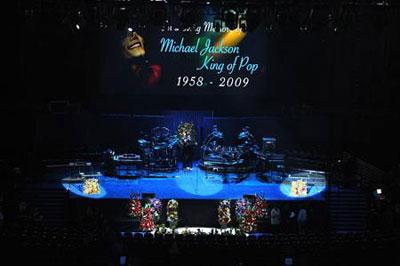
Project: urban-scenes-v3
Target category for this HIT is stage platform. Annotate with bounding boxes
[62,162,326,201]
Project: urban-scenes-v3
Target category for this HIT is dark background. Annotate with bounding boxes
[3,1,400,171]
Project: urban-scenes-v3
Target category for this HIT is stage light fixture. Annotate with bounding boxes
[68,10,86,32]
[127,27,133,32]
[300,25,309,32]
[374,188,385,200]
[265,24,273,32]
[297,7,313,33]
[99,18,109,30]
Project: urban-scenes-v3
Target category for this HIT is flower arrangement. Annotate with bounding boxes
[217,200,231,228]
[139,203,155,231]
[254,195,268,219]
[235,198,257,233]
[149,198,162,223]
[177,122,197,147]
[83,178,100,194]
[128,193,142,218]
[291,180,308,197]
[241,208,257,233]
[167,199,179,229]
[235,198,250,222]
[155,224,167,235]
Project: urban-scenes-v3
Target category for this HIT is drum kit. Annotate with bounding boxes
[138,127,178,171]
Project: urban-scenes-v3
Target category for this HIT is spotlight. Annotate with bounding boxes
[99,19,109,29]
[374,188,385,200]
[297,7,313,33]
[127,27,133,32]
[224,9,238,30]
[265,25,273,32]
[300,25,309,32]
[70,10,86,32]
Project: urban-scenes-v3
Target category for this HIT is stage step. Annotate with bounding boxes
[328,187,368,233]
[20,187,68,227]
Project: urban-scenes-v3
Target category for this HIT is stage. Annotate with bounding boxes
[63,162,326,201]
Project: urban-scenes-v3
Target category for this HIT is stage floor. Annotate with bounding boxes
[63,162,327,201]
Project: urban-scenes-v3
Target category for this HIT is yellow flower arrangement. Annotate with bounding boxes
[83,178,100,195]
[291,180,307,197]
